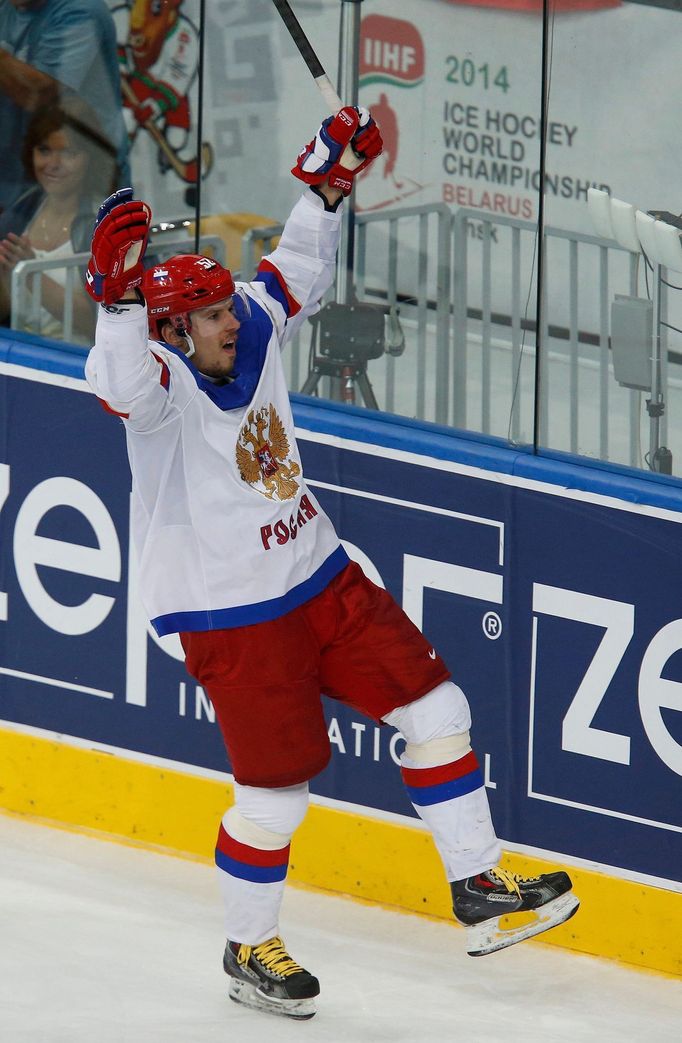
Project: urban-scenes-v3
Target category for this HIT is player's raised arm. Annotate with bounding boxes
[84,190,178,427]
[253,107,383,342]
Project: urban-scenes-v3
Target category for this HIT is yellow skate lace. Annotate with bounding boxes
[489,867,534,898]
[238,936,304,978]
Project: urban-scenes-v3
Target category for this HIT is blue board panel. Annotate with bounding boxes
[1,361,682,885]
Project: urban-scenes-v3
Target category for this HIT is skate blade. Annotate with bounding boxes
[466,891,580,957]
[228,978,316,1020]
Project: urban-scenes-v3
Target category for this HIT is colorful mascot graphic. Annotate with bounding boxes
[112,0,213,185]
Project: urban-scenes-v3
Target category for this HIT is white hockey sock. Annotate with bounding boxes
[215,783,309,946]
[215,819,290,946]
[400,749,501,881]
[384,682,501,881]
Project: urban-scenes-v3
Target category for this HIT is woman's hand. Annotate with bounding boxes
[0,233,36,271]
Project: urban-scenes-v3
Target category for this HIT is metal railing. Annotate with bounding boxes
[241,203,452,423]
[355,203,452,424]
[11,252,89,345]
[10,205,680,474]
[10,236,225,344]
[452,208,672,468]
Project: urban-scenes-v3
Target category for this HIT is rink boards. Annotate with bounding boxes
[1,341,681,976]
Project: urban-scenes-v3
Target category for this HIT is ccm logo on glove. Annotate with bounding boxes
[292,106,383,196]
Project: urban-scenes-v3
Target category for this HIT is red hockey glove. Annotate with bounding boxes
[85,188,152,305]
[292,106,382,196]
[351,109,383,172]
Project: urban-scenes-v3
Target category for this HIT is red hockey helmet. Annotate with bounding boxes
[143,254,235,325]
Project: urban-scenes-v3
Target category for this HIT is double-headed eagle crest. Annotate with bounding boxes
[236,404,301,501]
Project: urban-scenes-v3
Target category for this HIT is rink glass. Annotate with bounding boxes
[4,0,682,482]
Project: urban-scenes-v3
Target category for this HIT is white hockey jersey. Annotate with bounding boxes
[85,192,349,636]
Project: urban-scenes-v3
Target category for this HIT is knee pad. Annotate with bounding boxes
[403,731,472,764]
[227,781,310,845]
[382,681,473,763]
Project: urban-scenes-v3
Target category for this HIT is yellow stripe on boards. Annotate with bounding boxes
[0,727,229,854]
[1,726,679,978]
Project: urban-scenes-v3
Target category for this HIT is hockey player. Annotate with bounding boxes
[84,106,578,1021]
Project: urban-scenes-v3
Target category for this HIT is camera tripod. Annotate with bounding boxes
[300,354,379,409]
[300,300,385,409]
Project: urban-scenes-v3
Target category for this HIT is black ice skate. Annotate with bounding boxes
[223,935,320,1019]
[451,866,579,956]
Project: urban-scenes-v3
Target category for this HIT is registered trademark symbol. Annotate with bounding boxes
[482,611,502,639]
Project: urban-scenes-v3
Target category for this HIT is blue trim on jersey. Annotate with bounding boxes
[159,294,273,411]
[405,769,484,807]
[151,544,350,636]
[215,850,288,883]
[254,266,296,318]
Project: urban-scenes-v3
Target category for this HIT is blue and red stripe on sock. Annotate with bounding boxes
[401,751,484,806]
[215,825,290,883]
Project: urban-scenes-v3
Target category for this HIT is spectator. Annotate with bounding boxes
[0,0,130,209]
[0,98,118,340]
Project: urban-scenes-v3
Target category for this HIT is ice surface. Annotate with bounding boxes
[1,812,680,1043]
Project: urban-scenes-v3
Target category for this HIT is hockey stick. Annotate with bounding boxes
[271,0,343,113]
[271,0,371,180]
